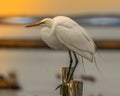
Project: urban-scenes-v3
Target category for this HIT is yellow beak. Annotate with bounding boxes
[26,21,44,27]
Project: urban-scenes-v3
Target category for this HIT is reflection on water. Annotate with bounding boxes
[1,16,120,26]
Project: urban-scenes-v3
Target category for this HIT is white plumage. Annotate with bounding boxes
[29,16,95,61]
[26,16,96,83]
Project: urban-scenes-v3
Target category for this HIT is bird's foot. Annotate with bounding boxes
[55,76,72,90]
[55,84,63,90]
[55,81,69,90]
[55,82,69,95]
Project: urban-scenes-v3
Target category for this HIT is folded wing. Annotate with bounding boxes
[55,24,95,62]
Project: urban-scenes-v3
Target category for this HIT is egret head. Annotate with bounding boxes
[26,18,53,28]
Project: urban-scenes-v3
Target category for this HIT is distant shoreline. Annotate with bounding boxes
[0,39,119,49]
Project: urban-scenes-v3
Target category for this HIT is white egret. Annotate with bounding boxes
[26,16,96,84]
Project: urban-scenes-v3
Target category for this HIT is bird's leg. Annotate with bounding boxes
[55,51,73,90]
[66,51,73,82]
[68,52,78,83]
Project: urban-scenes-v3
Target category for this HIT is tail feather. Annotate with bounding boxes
[93,57,102,75]
[81,57,86,74]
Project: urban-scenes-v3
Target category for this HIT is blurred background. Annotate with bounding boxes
[0,0,120,96]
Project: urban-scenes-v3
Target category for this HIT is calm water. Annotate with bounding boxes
[0,49,120,96]
[0,25,120,96]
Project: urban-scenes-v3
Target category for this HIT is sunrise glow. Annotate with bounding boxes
[0,0,120,16]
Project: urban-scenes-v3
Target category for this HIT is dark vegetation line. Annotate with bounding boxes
[0,39,119,49]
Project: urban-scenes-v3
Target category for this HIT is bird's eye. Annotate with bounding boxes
[40,21,46,25]
[42,21,46,24]
[44,21,46,24]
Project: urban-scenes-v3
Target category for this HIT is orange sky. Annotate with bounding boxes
[0,0,120,16]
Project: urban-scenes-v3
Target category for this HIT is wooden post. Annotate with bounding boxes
[61,67,83,96]
[70,81,83,96]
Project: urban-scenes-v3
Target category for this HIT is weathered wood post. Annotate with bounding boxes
[61,67,83,96]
